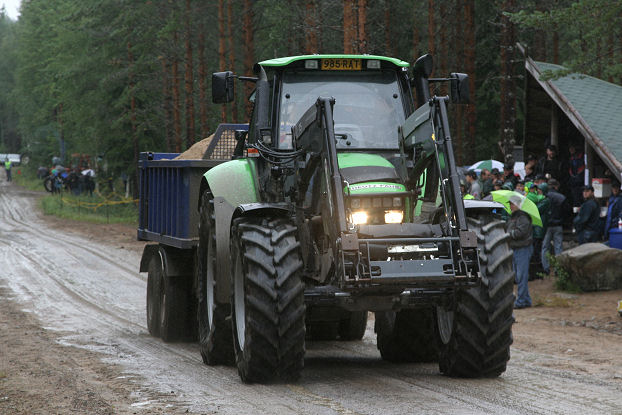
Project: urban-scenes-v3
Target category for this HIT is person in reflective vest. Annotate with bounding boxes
[4,158,12,182]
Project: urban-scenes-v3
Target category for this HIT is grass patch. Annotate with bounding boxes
[12,168,45,191]
[41,192,138,224]
[547,253,582,293]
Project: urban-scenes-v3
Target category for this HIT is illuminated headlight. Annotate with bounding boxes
[351,211,369,225]
[384,210,404,224]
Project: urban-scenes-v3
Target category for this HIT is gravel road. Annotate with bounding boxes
[1,180,621,414]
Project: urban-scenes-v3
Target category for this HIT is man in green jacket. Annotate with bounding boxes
[4,158,12,182]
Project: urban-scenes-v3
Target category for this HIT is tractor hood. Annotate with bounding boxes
[338,153,405,194]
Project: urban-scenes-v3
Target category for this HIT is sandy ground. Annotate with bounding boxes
[1,184,622,413]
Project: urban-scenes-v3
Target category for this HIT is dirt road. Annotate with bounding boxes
[1,181,622,414]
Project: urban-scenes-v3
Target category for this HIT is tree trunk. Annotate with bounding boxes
[385,3,393,57]
[464,0,476,160]
[343,0,354,53]
[184,0,196,147]
[499,0,516,164]
[243,0,254,119]
[439,2,447,94]
[357,0,367,53]
[198,19,209,139]
[218,0,226,122]
[427,0,435,56]
[172,31,182,153]
[160,57,174,151]
[304,0,318,53]
[128,42,138,198]
[227,0,238,123]
[454,0,463,164]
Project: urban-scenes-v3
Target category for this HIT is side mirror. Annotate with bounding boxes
[450,72,470,104]
[413,54,434,79]
[212,71,235,103]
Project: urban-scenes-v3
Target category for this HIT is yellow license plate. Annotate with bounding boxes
[321,58,362,71]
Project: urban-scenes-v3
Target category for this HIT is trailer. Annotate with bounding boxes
[137,124,247,342]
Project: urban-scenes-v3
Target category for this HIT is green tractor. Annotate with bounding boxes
[198,54,514,382]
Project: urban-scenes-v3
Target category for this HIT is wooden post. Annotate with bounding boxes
[550,104,558,147]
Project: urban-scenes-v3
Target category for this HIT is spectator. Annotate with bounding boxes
[537,145,562,181]
[515,180,525,195]
[493,179,504,191]
[491,168,502,182]
[568,143,586,207]
[525,153,537,171]
[542,179,570,275]
[507,199,534,309]
[604,181,622,241]
[465,170,481,199]
[480,169,493,197]
[503,162,518,188]
[4,158,12,182]
[528,183,550,277]
[573,185,601,244]
[524,164,536,182]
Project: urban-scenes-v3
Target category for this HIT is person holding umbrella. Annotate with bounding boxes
[507,197,534,309]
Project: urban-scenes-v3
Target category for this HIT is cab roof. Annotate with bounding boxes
[259,54,409,68]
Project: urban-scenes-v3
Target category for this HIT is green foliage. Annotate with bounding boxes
[547,253,582,293]
[40,192,138,225]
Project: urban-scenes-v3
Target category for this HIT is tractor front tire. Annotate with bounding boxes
[437,214,514,377]
[197,191,234,365]
[375,308,439,362]
[230,217,306,383]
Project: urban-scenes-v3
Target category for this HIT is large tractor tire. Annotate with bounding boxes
[230,217,306,383]
[375,308,439,362]
[146,253,162,337]
[437,214,514,378]
[197,191,234,365]
[339,311,368,341]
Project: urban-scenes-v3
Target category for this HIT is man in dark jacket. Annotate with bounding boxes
[541,179,570,274]
[604,182,622,240]
[507,200,534,309]
[537,144,562,181]
[573,185,601,244]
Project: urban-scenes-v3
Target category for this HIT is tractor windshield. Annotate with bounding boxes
[278,70,405,150]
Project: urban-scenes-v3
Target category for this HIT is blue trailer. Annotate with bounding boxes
[138,124,247,342]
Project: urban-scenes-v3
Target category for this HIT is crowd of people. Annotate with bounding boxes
[462,144,622,309]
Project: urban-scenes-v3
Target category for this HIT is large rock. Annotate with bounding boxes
[556,243,622,291]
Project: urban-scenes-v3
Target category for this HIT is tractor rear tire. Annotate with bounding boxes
[375,308,439,362]
[197,191,234,365]
[437,215,514,378]
[339,311,368,341]
[230,217,305,383]
[146,253,162,337]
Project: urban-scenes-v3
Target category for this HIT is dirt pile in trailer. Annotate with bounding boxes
[174,134,215,160]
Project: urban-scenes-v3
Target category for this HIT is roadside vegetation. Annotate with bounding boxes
[14,166,138,225]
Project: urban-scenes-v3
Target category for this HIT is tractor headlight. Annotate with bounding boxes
[351,211,369,225]
[384,210,404,224]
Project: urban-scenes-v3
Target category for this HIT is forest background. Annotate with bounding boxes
[0,0,621,194]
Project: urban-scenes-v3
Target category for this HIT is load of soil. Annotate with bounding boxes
[173,134,214,160]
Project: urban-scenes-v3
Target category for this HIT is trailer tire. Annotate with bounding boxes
[339,311,368,341]
[197,192,234,365]
[146,253,162,337]
[375,308,439,362]
[437,215,514,378]
[231,217,305,383]
[159,275,192,342]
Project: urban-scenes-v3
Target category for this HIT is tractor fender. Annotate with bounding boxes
[203,159,260,303]
[139,244,193,278]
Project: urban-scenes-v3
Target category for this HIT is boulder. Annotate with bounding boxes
[556,243,622,291]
